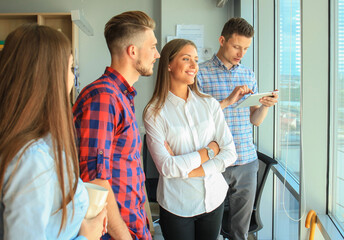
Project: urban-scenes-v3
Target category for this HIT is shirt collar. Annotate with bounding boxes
[211,54,240,71]
[167,87,194,106]
[105,66,137,97]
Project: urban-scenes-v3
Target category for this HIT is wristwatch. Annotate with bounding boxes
[205,147,215,159]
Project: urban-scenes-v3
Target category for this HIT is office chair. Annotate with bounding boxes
[220,152,277,239]
[142,134,159,202]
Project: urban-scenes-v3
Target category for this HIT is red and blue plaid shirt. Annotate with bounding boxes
[73,67,151,240]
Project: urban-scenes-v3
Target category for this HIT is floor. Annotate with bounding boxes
[150,202,163,240]
[150,203,256,240]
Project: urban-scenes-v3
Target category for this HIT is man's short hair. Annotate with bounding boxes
[104,11,155,55]
[221,17,254,40]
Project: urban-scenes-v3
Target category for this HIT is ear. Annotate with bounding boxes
[127,44,137,59]
[219,36,225,47]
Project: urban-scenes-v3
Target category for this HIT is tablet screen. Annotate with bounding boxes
[234,91,276,108]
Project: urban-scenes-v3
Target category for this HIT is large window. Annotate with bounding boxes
[330,0,344,233]
[274,177,299,240]
[275,0,301,181]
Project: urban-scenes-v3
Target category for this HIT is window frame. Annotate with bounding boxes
[329,0,344,236]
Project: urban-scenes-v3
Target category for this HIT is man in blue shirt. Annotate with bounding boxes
[197,17,278,240]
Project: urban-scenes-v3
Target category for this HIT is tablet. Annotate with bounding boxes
[234,91,278,109]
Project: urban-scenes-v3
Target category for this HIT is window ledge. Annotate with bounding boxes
[317,214,344,240]
[272,163,300,200]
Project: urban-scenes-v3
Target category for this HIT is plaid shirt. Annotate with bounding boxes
[73,67,151,240]
[197,55,258,166]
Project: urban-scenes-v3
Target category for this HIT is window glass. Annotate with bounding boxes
[330,0,344,232]
[276,0,301,181]
[274,177,299,240]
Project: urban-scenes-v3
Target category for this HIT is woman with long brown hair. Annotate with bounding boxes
[143,39,237,240]
[0,24,106,239]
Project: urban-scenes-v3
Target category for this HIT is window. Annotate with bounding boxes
[275,0,301,181]
[330,0,344,233]
[274,177,299,239]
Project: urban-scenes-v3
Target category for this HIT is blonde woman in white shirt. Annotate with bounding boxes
[143,39,237,240]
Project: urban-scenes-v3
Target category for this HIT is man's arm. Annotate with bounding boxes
[250,93,279,126]
[74,92,132,239]
[90,178,132,240]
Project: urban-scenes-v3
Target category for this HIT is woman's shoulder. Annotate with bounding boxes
[22,135,54,163]
[6,135,55,179]
[2,135,56,203]
[144,100,164,121]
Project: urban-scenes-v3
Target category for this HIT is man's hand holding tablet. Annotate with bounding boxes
[234,90,279,108]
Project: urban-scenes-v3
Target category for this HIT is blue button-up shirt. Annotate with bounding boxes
[197,55,258,165]
[0,134,89,240]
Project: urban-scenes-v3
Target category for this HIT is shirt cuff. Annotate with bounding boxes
[188,151,202,169]
[183,151,202,178]
[94,148,110,179]
[202,160,217,176]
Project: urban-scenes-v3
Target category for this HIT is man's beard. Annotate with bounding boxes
[136,59,153,76]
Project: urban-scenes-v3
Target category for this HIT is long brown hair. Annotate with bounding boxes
[0,24,78,234]
[143,39,208,119]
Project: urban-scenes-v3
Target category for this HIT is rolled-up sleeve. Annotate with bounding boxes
[73,93,114,182]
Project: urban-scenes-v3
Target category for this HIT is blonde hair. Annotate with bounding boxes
[143,39,208,119]
[0,24,78,234]
[104,11,156,55]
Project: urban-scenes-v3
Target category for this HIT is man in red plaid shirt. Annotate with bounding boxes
[73,11,160,240]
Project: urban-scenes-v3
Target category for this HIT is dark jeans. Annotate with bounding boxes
[159,203,224,240]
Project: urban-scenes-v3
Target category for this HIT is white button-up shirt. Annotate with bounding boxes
[144,90,237,217]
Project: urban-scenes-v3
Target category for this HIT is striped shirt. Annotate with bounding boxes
[197,55,258,165]
[73,67,151,240]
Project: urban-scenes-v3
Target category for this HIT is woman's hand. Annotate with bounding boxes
[164,141,175,156]
[188,166,205,178]
[207,141,220,156]
[79,205,108,240]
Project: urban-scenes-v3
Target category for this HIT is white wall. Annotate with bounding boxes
[236,0,254,70]
[0,0,230,131]
[300,0,328,238]
[161,0,229,56]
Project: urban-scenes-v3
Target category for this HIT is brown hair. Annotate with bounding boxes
[104,11,156,55]
[143,39,208,119]
[221,17,254,40]
[0,24,78,234]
